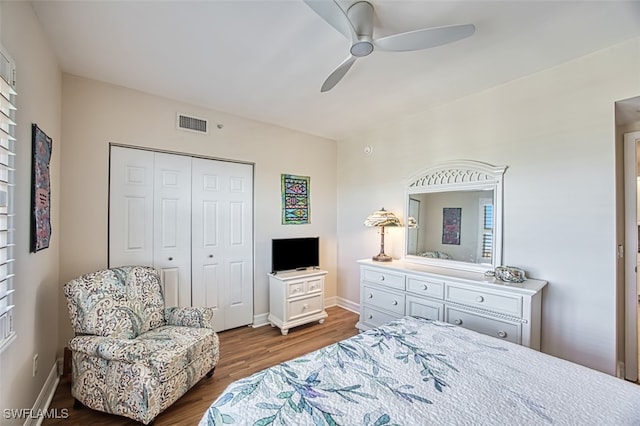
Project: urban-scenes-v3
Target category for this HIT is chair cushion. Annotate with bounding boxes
[65,266,165,339]
[136,325,218,382]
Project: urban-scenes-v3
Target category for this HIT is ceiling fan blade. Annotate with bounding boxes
[321,55,357,92]
[303,0,357,42]
[374,24,476,52]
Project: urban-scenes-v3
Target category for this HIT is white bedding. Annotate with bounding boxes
[200,316,640,425]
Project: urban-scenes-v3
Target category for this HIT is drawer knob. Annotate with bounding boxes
[497,330,507,338]
[367,314,373,319]
[367,293,373,298]
[380,275,385,281]
[392,300,398,306]
[476,296,484,303]
[454,319,463,325]
[302,304,308,310]
[423,284,428,290]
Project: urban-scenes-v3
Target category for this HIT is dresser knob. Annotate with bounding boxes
[302,304,308,310]
[209,254,214,258]
[168,257,173,261]
[392,300,398,306]
[476,296,484,303]
[498,330,507,338]
[423,284,428,290]
[368,314,373,319]
[367,293,373,298]
[454,319,463,325]
[380,275,385,281]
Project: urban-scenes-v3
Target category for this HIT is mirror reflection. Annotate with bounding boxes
[406,190,494,265]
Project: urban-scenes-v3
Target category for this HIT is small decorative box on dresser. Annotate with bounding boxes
[357,259,547,350]
[268,269,328,335]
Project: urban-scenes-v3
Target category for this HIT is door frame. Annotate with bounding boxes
[623,131,640,381]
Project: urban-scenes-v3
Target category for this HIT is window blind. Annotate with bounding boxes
[0,45,16,354]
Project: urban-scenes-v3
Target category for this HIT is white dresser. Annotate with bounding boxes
[268,269,328,335]
[357,259,547,349]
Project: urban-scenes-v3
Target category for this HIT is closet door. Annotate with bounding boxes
[109,147,192,307]
[109,147,154,268]
[191,158,253,331]
[152,152,192,307]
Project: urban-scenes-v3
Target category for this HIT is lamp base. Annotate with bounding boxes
[372,253,392,262]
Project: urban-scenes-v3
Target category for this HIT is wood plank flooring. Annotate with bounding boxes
[43,306,359,425]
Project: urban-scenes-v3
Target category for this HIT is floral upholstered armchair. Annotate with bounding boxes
[64,266,220,425]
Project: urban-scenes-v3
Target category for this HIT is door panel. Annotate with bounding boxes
[153,152,192,307]
[192,158,253,330]
[109,147,154,267]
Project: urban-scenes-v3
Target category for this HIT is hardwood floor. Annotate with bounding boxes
[43,306,359,425]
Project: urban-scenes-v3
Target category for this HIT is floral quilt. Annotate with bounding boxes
[200,316,640,425]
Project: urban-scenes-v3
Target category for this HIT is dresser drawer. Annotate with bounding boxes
[363,285,405,315]
[362,267,405,290]
[446,307,520,344]
[362,306,401,328]
[406,295,443,321]
[446,284,522,316]
[406,275,444,299]
[287,294,323,321]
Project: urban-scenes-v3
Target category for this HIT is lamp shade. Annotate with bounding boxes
[364,208,401,227]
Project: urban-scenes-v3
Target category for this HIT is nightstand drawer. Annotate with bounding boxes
[306,277,323,294]
[446,284,522,316]
[446,307,520,344]
[288,281,305,298]
[406,275,444,299]
[362,306,401,328]
[362,267,405,290]
[287,294,323,321]
[363,285,404,315]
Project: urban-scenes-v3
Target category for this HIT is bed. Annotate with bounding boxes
[199,316,640,425]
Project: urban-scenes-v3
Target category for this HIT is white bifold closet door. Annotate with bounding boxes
[108,146,253,331]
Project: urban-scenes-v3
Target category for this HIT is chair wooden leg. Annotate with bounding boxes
[73,398,84,409]
[206,367,215,378]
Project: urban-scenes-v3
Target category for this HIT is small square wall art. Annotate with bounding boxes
[281,174,310,224]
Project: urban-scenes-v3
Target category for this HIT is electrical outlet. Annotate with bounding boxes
[32,353,38,377]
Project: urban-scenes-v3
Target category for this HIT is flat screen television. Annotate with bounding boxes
[271,237,319,273]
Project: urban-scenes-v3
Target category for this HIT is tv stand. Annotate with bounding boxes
[268,269,328,335]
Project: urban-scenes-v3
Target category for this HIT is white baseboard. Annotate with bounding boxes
[23,362,61,426]
[252,312,270,328]
[335,297,359,314]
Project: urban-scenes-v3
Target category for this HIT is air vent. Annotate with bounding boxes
[177,113,208,134]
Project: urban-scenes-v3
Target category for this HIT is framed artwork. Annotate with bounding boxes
[31,124,52,252]
[281,174,310,224]
[442,207,461,245]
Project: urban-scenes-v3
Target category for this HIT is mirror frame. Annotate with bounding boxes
[404,160,507,273]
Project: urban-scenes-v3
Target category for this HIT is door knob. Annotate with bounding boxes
[209,254,213,258]
[168,257,173,261]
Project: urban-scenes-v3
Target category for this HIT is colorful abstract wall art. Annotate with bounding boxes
[442,207,461,245]
[281,174,310,224]
[31,124,52,252]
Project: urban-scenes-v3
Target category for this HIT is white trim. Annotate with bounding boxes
[23,363,61,426]
[623,131,640,382]
[335,297,359,314]
[251,312,270,328]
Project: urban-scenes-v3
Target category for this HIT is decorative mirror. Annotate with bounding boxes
[404,160,507,273]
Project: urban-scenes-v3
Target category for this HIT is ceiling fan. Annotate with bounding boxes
[304,0,476,92]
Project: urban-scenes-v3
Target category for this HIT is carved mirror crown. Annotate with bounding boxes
[405,160,507,273]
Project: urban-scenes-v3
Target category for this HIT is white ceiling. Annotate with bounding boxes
[30,0,640,140]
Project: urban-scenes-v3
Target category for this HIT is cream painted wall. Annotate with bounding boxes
[0,1,61,423]
[337,37,640,374]
[59,75,337,349]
